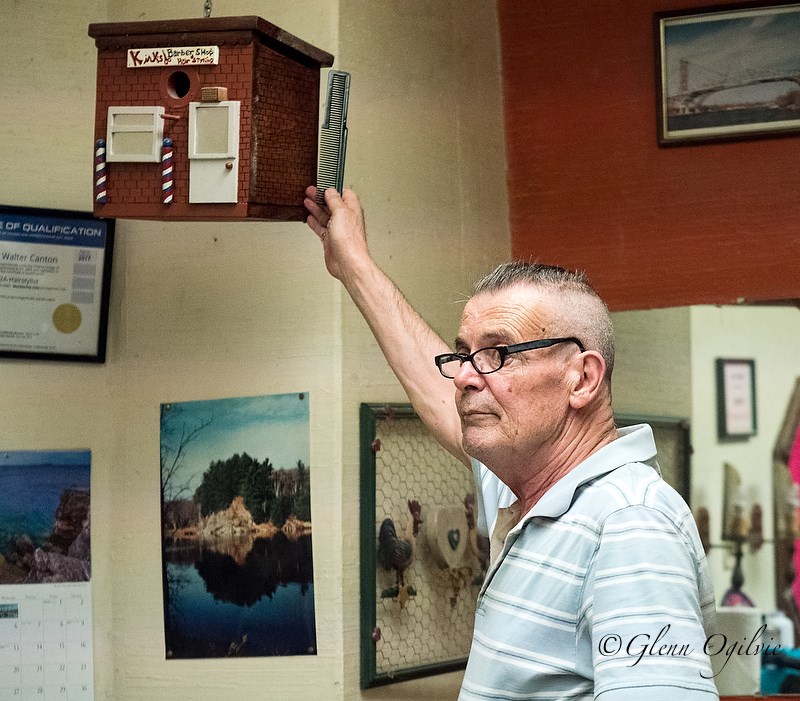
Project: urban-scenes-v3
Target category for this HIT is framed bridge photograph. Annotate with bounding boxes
[655,2,800,145]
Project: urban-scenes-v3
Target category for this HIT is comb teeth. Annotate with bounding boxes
[316,71,350,204]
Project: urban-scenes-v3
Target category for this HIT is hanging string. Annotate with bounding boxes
[203,0,212,18]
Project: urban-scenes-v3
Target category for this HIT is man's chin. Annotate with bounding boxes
[461,430,491,463]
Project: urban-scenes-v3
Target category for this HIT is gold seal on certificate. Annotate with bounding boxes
[52,303,83,334]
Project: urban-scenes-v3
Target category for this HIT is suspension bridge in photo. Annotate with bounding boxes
[667,58,800,115]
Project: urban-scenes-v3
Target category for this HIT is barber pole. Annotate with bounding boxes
[162,138,174,204]
[94,139,107,204]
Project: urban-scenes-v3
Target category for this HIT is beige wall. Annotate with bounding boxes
[339,3,509,698]
[611,306,692,418]
[690,305,800,613]
[0,1,508,699]
[612,305,800,613]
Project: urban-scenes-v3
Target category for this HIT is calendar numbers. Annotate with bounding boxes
[0,584,92,700]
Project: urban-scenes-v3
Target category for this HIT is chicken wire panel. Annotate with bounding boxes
[363,404,484,685]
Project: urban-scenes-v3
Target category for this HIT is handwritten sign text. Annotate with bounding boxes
[127,46,219,68]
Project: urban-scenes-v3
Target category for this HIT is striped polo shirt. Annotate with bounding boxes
[461,424,718,700]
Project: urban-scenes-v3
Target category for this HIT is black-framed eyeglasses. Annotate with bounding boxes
[434,337,585,379]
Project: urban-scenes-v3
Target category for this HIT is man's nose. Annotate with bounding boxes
[453,359,486,391]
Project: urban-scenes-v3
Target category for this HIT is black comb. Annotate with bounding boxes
[315,70,350,204]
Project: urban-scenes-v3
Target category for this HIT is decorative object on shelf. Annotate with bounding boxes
[717,358,757,440]
[749,504,764,552]
[720,463,762,607]
[87,16,334,221]
[655,3,800,145]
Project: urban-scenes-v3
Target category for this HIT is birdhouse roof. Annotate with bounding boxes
[88,15,334,68]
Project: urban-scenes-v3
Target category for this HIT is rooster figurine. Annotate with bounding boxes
[378,499,423,608]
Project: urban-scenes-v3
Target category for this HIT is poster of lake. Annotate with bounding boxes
[160,392,315,659]
[0,450,91,584]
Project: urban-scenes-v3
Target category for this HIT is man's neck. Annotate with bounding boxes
[512,414,618,516]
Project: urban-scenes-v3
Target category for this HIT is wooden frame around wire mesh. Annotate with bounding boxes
[359,403,480,689]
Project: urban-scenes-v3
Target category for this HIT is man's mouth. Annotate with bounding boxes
[460,409,496,420]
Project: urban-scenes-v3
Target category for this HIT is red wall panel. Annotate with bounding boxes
[499,0,800,310]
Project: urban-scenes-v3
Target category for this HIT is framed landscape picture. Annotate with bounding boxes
[655,2,800,144]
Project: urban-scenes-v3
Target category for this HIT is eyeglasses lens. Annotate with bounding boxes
[439,358,462,379]
[473,348,502,373]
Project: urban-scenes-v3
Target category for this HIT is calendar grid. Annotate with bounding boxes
[0,583,93,700]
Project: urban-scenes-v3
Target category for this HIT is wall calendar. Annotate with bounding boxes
[0,582,93,700]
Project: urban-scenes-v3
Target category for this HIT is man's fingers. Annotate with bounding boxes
[323,187,344,208]
[306,214,326,239]
[304,196,330,224]
[341,188,359,207]
[304,185,360,243]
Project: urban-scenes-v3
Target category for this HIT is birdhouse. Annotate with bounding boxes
[87,16,334,221]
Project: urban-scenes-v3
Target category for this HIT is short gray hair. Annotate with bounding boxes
[472,262,615,381]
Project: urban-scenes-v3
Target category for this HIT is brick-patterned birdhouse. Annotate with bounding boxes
[88,17,333,221]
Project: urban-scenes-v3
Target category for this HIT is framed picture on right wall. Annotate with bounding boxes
[655,2,800,145]
[716,358,757,439]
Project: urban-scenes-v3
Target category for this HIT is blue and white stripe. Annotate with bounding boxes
[461,425,718,700]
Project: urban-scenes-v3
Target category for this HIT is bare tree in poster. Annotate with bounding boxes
[160,403,211,530]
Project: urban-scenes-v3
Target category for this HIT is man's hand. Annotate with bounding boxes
[303,184,468,468]
[304,186,368,281]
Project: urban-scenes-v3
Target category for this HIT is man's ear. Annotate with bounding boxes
[569,351,607,409]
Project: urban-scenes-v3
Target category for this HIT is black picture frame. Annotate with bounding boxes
[716,358,757,439]
[0,205,114,363]
[655,1,800,145]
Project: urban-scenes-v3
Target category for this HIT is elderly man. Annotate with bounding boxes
[305,187,718,700]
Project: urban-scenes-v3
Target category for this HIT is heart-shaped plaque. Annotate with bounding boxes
[425,506,468,569]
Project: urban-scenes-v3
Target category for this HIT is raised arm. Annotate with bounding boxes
[305,186,468,466]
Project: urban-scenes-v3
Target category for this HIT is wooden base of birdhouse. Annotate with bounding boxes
[93,201,307,222]
[88,16,334,222]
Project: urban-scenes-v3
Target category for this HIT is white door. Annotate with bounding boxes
[188,101,240,203]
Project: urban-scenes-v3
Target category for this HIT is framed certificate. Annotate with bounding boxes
[716,358,757,439]
[0,206,114,362]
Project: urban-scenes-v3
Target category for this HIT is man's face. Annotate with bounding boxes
[453,284,576,471]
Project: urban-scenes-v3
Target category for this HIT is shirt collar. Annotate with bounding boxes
[523,423,658,521]
[478,424,662,590]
